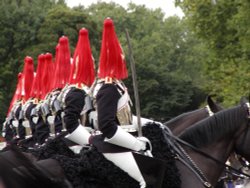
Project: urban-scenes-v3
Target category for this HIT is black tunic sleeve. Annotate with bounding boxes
[15,105,26,139]
[35,116,50,144]
[4,121,14,142]
[63,88,86,133]
[96,84,121,138]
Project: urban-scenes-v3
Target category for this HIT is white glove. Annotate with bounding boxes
[137,137,153,157]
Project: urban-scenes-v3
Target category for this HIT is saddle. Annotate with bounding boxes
[90,134,166,188]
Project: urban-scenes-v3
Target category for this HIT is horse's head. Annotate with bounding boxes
[165,95,223,136]
[177,103,250,187]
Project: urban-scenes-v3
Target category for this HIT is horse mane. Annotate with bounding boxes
[179,105,248,147]
[0,145,68,188]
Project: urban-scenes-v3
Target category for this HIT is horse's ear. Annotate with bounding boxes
[240,96,248,106]
[206,95,213,106]
[206,95,224,113]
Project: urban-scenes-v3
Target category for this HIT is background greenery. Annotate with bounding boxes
[1,0,249,126]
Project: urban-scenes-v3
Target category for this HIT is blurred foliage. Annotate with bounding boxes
[1,0,219,125]
[176,0,250,106]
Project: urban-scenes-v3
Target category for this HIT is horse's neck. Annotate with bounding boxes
[166,109,208,136]
[178,137,235,187]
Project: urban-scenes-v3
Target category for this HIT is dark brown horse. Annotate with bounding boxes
[164,95,223,136]
[2,100,248,188]
[175,101,250,188]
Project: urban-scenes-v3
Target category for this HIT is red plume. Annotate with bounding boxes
[53,36,71,89]
[50,44,60,91]
[69,28,95,87]
[98,18,128,80]
[7,73,23,116]
[30,72,37,99]
[42,53,54,98]
[22,56,34,101]
[30,54,46,100]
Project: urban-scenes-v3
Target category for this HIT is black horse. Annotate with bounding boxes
[3,96,241,188]
[1,100,249,188]
[0,123,180,188]
[0,146,72,188]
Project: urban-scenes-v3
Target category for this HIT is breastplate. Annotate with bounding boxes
[92,80,133,128]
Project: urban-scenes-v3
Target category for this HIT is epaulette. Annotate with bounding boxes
[57,84,77,109]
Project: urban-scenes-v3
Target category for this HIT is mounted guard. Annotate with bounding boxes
[91,18,165,188]
[52,29,96,149]
[2,73,23,143]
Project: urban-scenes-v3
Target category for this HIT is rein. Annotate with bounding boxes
[161,125,250,187]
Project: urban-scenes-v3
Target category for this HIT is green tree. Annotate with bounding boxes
[129,16,207,120]
[0,0,97,125]
[0,1,209,124]
[176,0,250,106]
[0,0,65,123]
[84,2,207,120]
[26,5,98,59]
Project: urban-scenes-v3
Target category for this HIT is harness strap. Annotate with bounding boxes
[162,126,212,187]
[162,126,250,179]
[177,155,212,187]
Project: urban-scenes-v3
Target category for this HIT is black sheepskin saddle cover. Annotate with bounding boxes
[27,123,181,188]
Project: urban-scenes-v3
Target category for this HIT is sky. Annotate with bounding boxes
[66,0,184,18]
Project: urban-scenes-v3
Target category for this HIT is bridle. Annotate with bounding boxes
[161,112,250,188]
[245,102,250,118]
[162,125,214,187]
[205,105,214,117]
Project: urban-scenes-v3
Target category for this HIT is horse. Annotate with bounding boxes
[164,95,223,136]
[3,95,244,188]
[0,145,72,188]
[174,99,250,188]
[0,123,180,188]
[0,95,225,187]
[2,100,250,188]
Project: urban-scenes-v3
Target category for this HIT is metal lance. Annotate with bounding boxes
[125,29,142,137]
